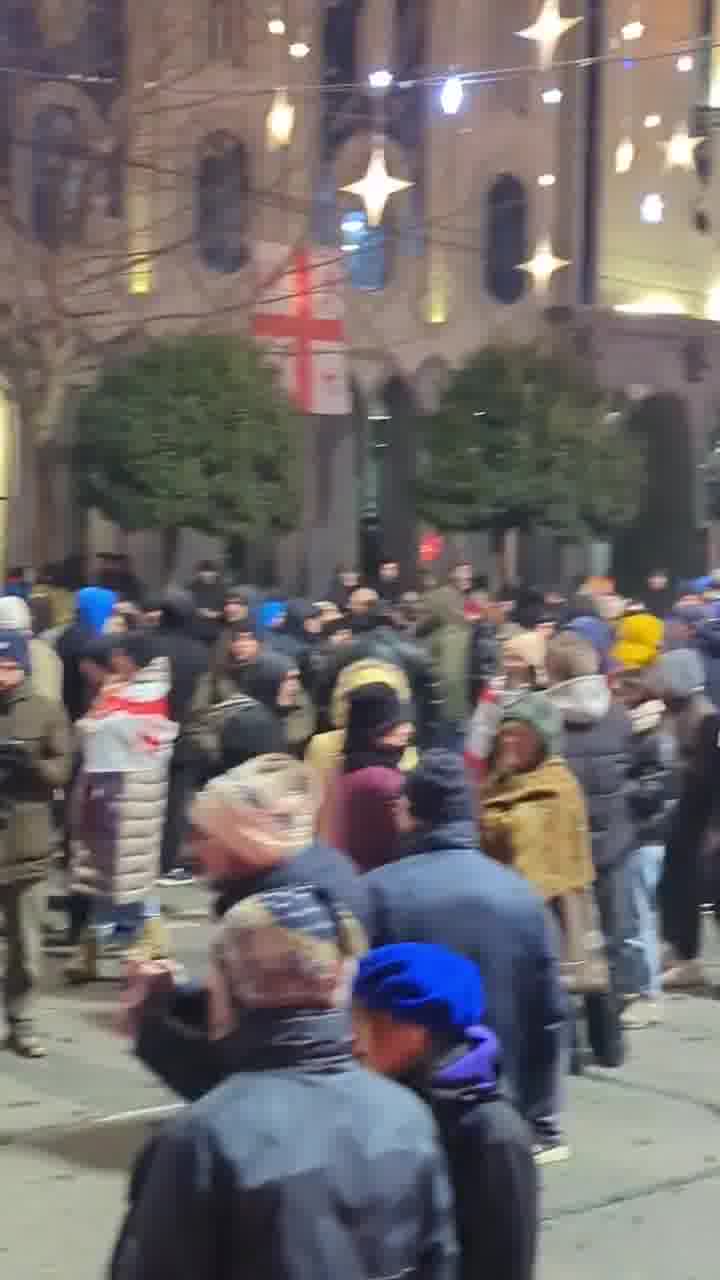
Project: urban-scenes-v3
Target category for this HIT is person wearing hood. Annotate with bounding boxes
[327,564,362,610]
[365,751,567,1161]
[655,649,719,989]
[152,593,210,882]
[417,562,473,747]
[0,596,62,703]
[306,656,419,782]
[612,610,663,673]
[185,560,225,645]
[545,630,632,1054]
[317,683,414,871]
[112,884,456,1280]
[67,631,178,982]
[56,587,117,721]
[354,943,538,1280]
[128,753,370,1104]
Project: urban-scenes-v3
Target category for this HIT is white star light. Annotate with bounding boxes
[341,146,413,227]
[516,1,582,69]
[518,237,571,290]
[660,123,704,171]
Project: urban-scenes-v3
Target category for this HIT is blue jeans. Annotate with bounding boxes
[621,845,664,999]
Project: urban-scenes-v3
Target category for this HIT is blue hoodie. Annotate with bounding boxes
[76,587,117,635]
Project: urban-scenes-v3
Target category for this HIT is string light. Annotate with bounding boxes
[705,285,720,321]
[621,21,645,41]
[661,123,704,170]
[266,87,295,150]
[516,1,582,70]
[541,87,563,104]
[267,18,285,36]
[676,54,693,72]
[537,172,556,186]
[440,75,464,115]
[640,192,664,223]
[289,41,310,59]
[518,238,570,290]
[643,113,661,128]
[368,70,393,89]
[614,136,635,173]
[341,144,413,227]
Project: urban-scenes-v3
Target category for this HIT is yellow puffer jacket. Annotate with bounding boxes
[305,659,418,782]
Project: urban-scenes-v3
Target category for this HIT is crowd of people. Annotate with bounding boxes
[2,554,720,1277]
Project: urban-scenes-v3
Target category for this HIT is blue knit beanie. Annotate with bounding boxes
[353,943,485,1036]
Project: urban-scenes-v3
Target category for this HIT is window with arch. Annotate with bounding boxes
[341,208,389,290]
[31,105,87,249]
[485,174,528,304]
[194,131,250,273]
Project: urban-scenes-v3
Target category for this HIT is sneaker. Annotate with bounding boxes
[620,998,663,1029]
[157,869,195,886]
[7,1027,46,1059]
[533,1142,571,1167]
[662,960,706,990]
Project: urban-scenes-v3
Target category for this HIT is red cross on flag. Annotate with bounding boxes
[253,244,351,416]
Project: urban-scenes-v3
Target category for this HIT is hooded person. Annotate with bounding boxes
[316,683,415,872]
[564,614,615,675]
[112,886,457,1280]
[306,657,419,782]
[185,560,225,645]
[0,595,62,703]
[130,755,370,1104]
[363,750,567,1160]
[612,612,664,672]
[654,649,719,989]
[545,630,632,1055]
[152,592,210,883]
[56,587,118,721]
[353,942,538,1280]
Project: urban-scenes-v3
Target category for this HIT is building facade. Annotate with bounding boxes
[0,1,719,589]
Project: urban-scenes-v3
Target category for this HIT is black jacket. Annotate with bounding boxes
[625,703,674,845]
[56,622,94,721]
[365,821,566,1125]
[548,677,634,870]
[136,840,371,1101]
[424,1029,538,1280]
[152,599,209,727]
[695,616,720,709]
[113,1010,457,1280]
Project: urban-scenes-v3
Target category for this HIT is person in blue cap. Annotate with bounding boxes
[354,942,538,1280]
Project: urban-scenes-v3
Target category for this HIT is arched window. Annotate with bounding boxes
[31,106,87,248]
[485,174,528,304]
[194,132,250,273]
[341,208,388,290]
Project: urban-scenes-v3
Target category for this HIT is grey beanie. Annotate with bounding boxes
[655,648,705,699]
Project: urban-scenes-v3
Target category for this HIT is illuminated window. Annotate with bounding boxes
[341,209,387,290]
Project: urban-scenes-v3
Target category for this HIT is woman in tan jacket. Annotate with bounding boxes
[480,692,594,902]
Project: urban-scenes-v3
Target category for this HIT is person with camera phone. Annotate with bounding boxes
[0,631,71,1057]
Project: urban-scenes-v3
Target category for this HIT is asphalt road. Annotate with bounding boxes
[2,888,720,1280]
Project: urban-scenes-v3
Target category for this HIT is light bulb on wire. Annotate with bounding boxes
[440,76,464,115]
[676,55,693,73]
[289,40,310,59]
[542,87,563,104]
[267,17,285,35]
[368,69,393,89]
[621,20,644,41]
[640,193,664,224]
[266,88,295,150]
[614,136,635,174]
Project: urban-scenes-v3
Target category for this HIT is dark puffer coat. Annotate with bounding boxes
[112,1010,457,1280]
[547,676,634,870]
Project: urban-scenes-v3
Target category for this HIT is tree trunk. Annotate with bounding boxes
[32,442,56,571]
[162,527,180,584]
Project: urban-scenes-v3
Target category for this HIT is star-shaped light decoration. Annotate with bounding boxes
[516,1,583,69]
[518,237,570,290]
[341,144,413,227]
[660,123,704,171]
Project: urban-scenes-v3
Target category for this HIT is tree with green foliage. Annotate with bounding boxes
[74,334,300,571]
[417,342,644,539]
